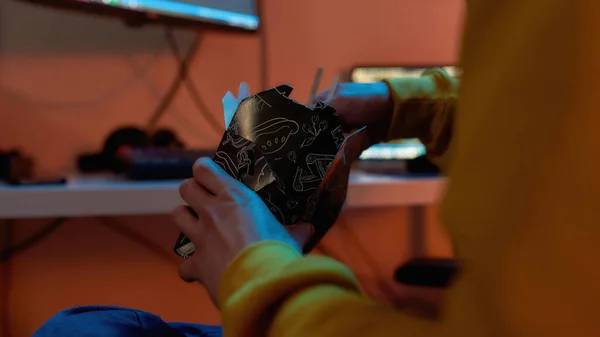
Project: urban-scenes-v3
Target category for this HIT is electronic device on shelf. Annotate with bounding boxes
[359,141,425,161]
[17,0,260,31]
[0,150,34,182]
[122,148,213,180]
[348,65,461,83]
[122,144,437,181]
[355,142,425,174]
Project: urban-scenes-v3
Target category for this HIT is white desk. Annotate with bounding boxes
[0,172,445,256]
[0,173,445,219]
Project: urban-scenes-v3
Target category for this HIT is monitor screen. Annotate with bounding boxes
[21,0,260,31]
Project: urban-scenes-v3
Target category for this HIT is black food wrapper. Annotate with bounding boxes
[174,84,367,259]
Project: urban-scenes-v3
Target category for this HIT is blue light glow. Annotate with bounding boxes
[108,0,259,29]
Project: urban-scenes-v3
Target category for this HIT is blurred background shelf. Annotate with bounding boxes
[0,172,445,219]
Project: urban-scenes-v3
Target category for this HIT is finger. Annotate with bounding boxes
[287,223,314,249]
[178,258,197,283]
[192,157,236,196]
[172,204,205,243]
[179,178,212,210]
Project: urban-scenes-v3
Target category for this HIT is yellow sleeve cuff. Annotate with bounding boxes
[218,241,361,336]
[383,68,457,143]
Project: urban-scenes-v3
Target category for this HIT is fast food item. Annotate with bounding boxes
[174,83,367,258]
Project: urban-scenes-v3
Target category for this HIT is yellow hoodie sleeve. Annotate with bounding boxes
[218,1,600,337]
[439,1,600,336]
[383,69,458,173]
[218,241,441,337]
[216,72,459,337]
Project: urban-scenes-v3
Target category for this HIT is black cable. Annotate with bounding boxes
[145,28,201,131]
[163,28,223,135]
[98,217,179,267]
[148,14,270,132]
[1,53,161,111]
[0,218,66,262]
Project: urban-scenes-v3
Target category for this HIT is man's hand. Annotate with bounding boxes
[314,81,394,145]
[172,157,313,306]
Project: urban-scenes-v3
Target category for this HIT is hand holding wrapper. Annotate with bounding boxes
[174,84,367,258]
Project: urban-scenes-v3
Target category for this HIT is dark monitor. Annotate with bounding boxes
[17,0,260,31]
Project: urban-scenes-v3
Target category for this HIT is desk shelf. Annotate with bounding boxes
[0,173,445,219]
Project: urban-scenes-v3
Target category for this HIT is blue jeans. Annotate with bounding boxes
[33,306,222,337]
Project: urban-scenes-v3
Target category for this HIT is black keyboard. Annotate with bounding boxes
[122,148,213,181]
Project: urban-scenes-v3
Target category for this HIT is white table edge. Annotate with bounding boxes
[0,173,446,219]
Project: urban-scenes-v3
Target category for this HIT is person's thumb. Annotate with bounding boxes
[287,223,314,249]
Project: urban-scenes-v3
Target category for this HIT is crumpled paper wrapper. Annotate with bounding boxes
[174,83,367,258]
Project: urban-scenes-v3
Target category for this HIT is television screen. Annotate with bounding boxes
[19,0,260,31]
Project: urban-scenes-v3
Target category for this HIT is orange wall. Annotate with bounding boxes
[0,0,464,336]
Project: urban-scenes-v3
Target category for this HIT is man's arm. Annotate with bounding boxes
[218,242,442,337]
[216,46,460,337]
[384,69,458,173]
[219,0,600,336]
[438,0,600,335]
[216,71,460,337]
